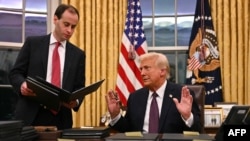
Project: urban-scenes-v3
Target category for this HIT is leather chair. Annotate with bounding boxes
[187,84,205,133]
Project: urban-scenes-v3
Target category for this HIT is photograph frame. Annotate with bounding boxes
[214,102,237,120]
[204,107,223,128]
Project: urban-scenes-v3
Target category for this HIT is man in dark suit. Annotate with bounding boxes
[9,4,85,130]
[106,52,202,133]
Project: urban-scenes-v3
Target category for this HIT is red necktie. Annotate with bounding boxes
[51,42,61,87]
[148,92,159,133]
[51,42,61,115]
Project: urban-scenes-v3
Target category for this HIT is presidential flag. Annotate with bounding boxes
[186,0,223,105]
[115,0,147,106]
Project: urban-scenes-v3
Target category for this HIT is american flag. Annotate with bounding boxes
[115,0,147,106]
[188,52,203,70]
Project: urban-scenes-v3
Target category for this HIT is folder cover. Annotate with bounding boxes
[62,126,110,139]
[161,133,215,141]
[105,133,159,141]
[26,76,105,111]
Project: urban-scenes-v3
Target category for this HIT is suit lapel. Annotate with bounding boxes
[159,82,175,131]
[62,42,73,87]
[138,89,150,128]
[40,35,50,78]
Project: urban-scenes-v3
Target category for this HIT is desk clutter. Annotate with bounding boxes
[105,133,215,141]
[0,122,216,141]
[0,120,38,141]
[61,126,110,139]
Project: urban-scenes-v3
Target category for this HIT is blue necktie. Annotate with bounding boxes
[148,92,159,133]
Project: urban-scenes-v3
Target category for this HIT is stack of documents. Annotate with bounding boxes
[20,126,39,141]
[0,120,23,141]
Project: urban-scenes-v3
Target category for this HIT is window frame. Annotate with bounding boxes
[142,0,196,84]
[0,0,59,49]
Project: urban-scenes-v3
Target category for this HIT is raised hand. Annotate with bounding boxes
[105,89,121,119]
[172,86,193,120]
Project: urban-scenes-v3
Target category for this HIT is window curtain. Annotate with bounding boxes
[62,0,250,127]
[209,0,250,105]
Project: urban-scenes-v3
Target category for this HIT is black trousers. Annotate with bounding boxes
[32,107,64,130]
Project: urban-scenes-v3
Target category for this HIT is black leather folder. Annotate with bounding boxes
[161,133,215,141]
[105,133,159,141]
[26,76,105,111]
[62,126,110,139]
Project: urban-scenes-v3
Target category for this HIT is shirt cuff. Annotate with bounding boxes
[76,99,79,106]
[182,113,194,127]
[109,113,121,126]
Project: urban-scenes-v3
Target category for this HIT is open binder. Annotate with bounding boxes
[26,76,105,111]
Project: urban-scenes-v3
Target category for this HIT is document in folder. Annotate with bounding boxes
[26,76,105,111]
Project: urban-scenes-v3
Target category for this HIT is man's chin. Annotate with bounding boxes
[143,82,150,87]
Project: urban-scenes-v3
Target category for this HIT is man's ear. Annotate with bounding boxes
[160,68,167,77]
[53,15,58,24]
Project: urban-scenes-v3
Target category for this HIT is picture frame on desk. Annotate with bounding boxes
[204,107,223,128]
[214,102,237,121]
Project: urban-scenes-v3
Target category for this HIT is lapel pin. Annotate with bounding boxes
[169,94,173,98]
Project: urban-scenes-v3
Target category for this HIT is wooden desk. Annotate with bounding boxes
[204,127,219,134]
[37,133,215,141]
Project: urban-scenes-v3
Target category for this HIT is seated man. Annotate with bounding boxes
[106,52,202,133]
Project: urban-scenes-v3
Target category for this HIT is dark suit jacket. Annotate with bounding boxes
[9,34,85,129]
[111,81,202,133]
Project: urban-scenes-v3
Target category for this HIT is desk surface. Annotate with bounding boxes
[37,132,215,141]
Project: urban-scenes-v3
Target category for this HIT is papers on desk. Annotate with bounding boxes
[105,133,159,141]
[161,133,214,141]
[58,138,75,141]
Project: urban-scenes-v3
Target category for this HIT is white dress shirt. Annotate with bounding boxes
[46,34,66,87]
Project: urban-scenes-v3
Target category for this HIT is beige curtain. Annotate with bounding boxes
[61,0,127,127]
[61,0,250,127]
[210,0,250,105]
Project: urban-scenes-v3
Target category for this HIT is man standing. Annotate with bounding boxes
[9,4,85,130]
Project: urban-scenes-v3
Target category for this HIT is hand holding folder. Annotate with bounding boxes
[26,76,105,111]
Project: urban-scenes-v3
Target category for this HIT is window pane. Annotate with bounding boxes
[177,51,188,84]
[155,0,175,16]
[0,11,22,42]
[25,13,47,38]
[155,17,175,46]
[140,0,152,16]
[163,52,176,83]
[177,16,194,46]
[161,51,188,84]
[177,0,196,15]
[143,18,152,46]
[0,0,22,9]
[26,0,47,12]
